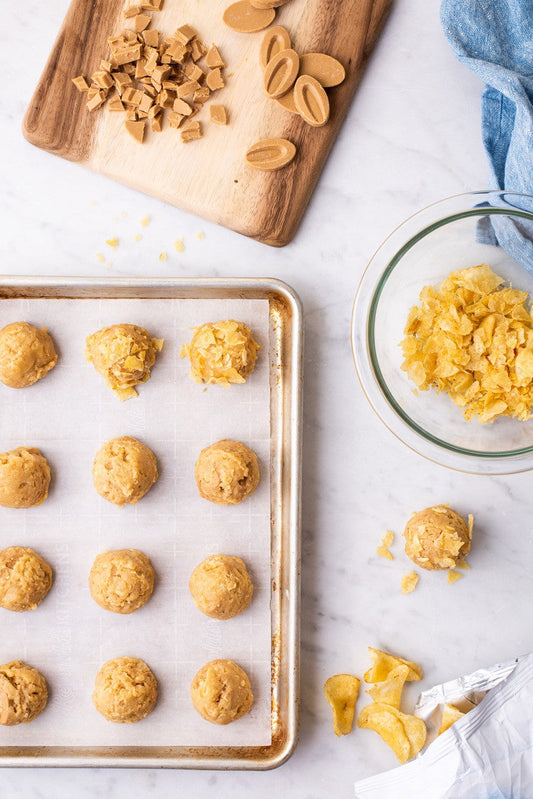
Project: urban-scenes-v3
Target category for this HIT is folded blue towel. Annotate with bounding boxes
[441,0,533,273]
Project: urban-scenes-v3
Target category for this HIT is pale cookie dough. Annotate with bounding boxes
[93,657,157,723]
[93,436,158,507]
[189,555,253,619]
[404,505,472,570]
[195,439,259,505]
[0,547,53,612]
[0,322,57,389]
[85,324,163,400]
[89,549,154,614]
[0,661,48,725]
[190,659,253,725]
[0,447,51,509]
[181,320,259,385]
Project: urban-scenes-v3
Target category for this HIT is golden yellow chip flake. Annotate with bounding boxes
[401,264,533,423]
[401,571,419,594]
[447,570,463,584]
[376,545,393,560]
[382,530,395,547]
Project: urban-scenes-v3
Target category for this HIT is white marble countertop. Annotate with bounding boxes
[2,0,532,796]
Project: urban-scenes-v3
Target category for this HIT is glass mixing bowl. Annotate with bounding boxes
[352,191,533,474]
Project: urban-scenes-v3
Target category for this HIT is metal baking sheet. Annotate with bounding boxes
[0,276,302,770]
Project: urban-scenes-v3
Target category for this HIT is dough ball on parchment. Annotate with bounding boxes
[195,439,259,505]
[189,554,253,620]
[0,661,48,726]
[89,549,154,614]
[190,659,253,725]
[0,447,51,509]
[92,657,157,723]
[85,324,163,400]
[0,546,53,612]
[93,436,158,507]
[404,505,472,570]
[181,320,259,385]
[0,322,57,389]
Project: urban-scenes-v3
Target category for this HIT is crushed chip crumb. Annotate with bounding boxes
[447,570,463,584]
[159,251,167,261]
[455,558,471,570]
[401,572,419,594]
[382,530,394,548]
[134,233,143,241]
[402,264,533,423]
[376,545,393,561]
[105,238,119,248]
[174,238,185,252]
[97,253,105,262]
[197,231,205,239]
[140,215,151,227]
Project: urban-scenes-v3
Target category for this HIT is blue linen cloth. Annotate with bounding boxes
[441,0,533,273]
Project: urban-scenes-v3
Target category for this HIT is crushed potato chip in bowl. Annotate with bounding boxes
[352,191,533,474]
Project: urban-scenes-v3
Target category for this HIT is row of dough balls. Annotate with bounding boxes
[0,657,253,727]
[0,437,260,509]
[0,319,260,398]
[0,547,253,619]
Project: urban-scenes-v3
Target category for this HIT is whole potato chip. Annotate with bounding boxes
[359,703,427,762]
[324,673,360,736]
[358,704,411,763]
[364,647,423,683]
[366,664,410,709]
[438,703,465,735]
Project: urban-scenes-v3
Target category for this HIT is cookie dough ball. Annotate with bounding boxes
[0,322,57,389]
[0,447,51,509]
[0,661,48,725]
[0,547,53,612]
[181,320,259,385]
[195,440,259,506]
[404,505,472,570]
[85,324,163,400]
[190,555,253,619]
[93,657,157,723]
[93,436,158,507]
[190,659,253,725]
[89,549,154,614]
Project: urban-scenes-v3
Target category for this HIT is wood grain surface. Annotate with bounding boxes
[23,0,391,246]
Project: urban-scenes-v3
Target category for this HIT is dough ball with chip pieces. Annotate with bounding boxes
[89,549,154,614]
[195,439,259,505]
[181,320,259,385]
[92,657,157,723]
[0,447,51,509]
[0,661,48,725]
[93,436,158,507]
[0,322,57,389]
[189,554,253,619]
[190,659,253,725]
[404,505,472,570]
[0,546,53,612]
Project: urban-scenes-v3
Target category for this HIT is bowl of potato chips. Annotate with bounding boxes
[352,191,533,474]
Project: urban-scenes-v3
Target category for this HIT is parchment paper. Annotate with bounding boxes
[0,297,271,747]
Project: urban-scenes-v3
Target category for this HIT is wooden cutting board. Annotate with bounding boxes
[24,0,391,246]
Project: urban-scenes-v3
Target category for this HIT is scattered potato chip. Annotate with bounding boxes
[366,664,409,709]
[401,571,419,594]
[382,530,394,547]
[438,703,465,735]
[447,570,463,584]
[455,558,471,570]
[376,545,393,560]
[401,264,533,423]
[324,674,360,736]
[358,703,426,763]
[364,647,423,683]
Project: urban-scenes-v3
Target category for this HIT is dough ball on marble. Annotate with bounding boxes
[0,322,57,389]
[85,324,163,400]
[189,555,253,620]
[195,439,259,505]
[181,320,259,385]
[89,549,154,614]
[93,436,158,507]
[190,659,253,725]
[92,657,157,723]
[0,547,53,612]
[0,661,48,725]
[404,505,471,570]
[0,447,51,509]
